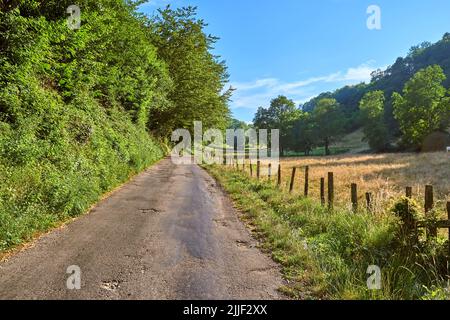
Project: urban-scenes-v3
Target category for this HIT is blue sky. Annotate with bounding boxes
[140,0,450,123]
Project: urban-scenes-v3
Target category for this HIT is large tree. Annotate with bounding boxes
[148,6,232,137]
[228,118,250,130]
[359,91,389,151]
[253,95,302,156]
[392,65,450,147]
[292,112,317,155]
[312,98,346,155]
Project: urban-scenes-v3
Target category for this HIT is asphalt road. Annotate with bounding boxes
[0,158,285,300]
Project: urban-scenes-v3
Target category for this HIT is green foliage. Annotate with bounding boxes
[392,65,450,147]
[285,146,349,157]
[206,165,450,300]
[421,286,450,300]
[147,6,232,137]
[303,33,450,139]
[249,36,450,154]
[311,98,346,155]
[0,2,230,251]
[391,197,420,225]
[228,118,251,130]
[253,95,302,156]
[291,112,316,155]
[390,197,422,250]
[251,96,347,156]
[359,91,389,151]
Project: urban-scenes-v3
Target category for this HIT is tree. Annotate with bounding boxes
[148,6,232,137]
[392,65,450,147]
[359,91,389,151]
[292,113,317,155]
[253,107,271,129]
[253,95,302,156]
[228,118,250,130]
[311,98,346,155]
[301,33,450,142]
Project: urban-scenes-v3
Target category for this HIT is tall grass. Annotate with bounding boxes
[278,152,450,216]
[206,164,450,300]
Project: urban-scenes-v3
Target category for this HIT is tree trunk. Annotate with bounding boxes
[324,139,330,156]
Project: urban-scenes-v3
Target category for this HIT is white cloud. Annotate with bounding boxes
[340,64,375,82]
[139,0,179,9]
[230,62,380,110]
[231,78,279,91]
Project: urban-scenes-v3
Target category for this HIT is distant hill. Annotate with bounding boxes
[331,129,370,154]
[302,33,450,134]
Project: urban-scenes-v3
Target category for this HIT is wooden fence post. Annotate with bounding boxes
[304,166,309,197]
[277,164,281,187]
[406,187,412,198]
[365,192,373,213]
[268,163,272,181]
[289,167,297,193]
[351,183,358,213]
[447,201,450,257]
[320,178,325,206]
[257,161,261,180]
[328,172,334,210]
[425,185,437,239]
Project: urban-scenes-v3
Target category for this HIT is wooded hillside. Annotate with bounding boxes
[0,1,230,250]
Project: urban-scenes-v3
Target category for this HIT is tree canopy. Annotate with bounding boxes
[311,98,346,155]
[253,95,302,155]
[302,34,450,138]
[147,6,232,137]
[0,1,232,248]
[392,65,450,147]
[359,91,389,151]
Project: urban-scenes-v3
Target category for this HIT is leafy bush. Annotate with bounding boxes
[0,2,168,251]
[0,1,232,253]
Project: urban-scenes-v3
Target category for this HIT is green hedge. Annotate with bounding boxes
[0,2,167,251]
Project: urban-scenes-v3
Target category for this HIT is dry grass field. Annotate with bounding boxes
[213,152,450,299]
[254,152,450,215]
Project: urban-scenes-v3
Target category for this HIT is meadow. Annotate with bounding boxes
[206,151,450,299]
[267,152,449,215]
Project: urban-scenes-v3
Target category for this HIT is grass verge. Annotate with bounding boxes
[205,164,450,300]
[0,122,165,255]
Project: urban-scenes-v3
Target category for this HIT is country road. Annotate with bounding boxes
[0,158,285,300]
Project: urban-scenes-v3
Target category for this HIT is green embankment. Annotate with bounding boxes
[0,2,169,252]
[0,103,165,252]
[0,1,231,254]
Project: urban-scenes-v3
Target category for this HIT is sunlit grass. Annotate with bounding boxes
[257,152,449,215]
[206,161,450,300]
